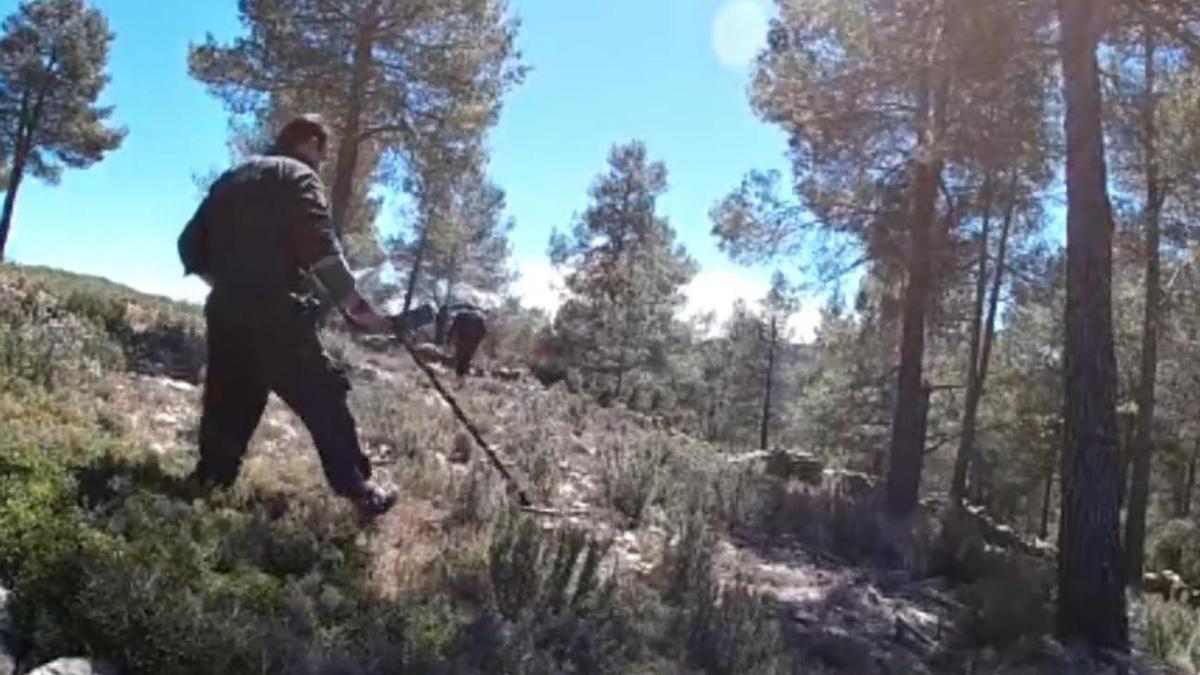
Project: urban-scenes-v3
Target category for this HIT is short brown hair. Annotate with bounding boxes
[273,113,329,153]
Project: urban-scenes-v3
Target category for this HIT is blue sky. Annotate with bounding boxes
[1,0,828,336]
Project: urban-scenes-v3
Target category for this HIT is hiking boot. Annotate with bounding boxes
[348,481,398,519]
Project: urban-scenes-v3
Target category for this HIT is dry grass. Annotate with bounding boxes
[366,496,454,601]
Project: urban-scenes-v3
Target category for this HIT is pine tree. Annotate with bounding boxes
[759,271,799,450]
[713,0,1053,521]
[1055,0,1129,651]
[388,157,515,327]
[187,0,525,257]
[0,0,125,260]
[549,141,696,404]
[1103,3,1200,588]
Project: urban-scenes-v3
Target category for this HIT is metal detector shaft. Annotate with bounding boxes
[393,332,533,508]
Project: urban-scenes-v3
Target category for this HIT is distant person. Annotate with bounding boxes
[176,113,398,519]
[437,301,488,379]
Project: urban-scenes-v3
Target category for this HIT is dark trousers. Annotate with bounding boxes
[193,301,371,496]
[448,312,486,377]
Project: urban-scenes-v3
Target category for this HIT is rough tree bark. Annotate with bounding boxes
[0,61,53,261]
[952,172,1017,506]
[760,316,778,451]
[1185,438,1199,517]
[1125,26,1162,591]
[1055,0,1130,651]
[329,1,380,239]
[1041,462,1055,541]
[885,55,946,521]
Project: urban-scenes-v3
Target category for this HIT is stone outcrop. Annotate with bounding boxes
[0,586,14,675]
[25,659,118,675]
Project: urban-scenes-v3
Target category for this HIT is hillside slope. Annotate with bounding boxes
[0,264,1184,675]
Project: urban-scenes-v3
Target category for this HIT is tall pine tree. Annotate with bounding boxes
[0,0,125,260]
[1055,0,1129,651]
[549,141,696,404]
[187,0,525,259]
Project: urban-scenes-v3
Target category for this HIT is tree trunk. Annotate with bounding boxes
[953,171,1017,507]
[1041,462,1055,541]
[1125,26,1162,591]
[951,175,993,507]
[969,176,1017,505]
[760,316,778,451]
[1119,414,1135,511]
[0,156,25,262]
[402,211,436,317]
[330,2,378,241]
[885,36,945,520]
[436,261,459,343]
[885,156,939,520]
[1055,0,1130,652]
[0,79,50,262]
[1184,438,1199,517]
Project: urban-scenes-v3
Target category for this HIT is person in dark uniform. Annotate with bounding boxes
[437,302,488,378]
[177,114,398,518]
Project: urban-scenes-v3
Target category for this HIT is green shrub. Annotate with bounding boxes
[477,510,673,673]
[488,510,615,622]
[599,435,672,529]
[1139,596,1200,671]
[0,280,123,389]
[657,501,788,675]
[1150,519,1200,586]
[61,289,132,342]
[0,444,474,675]
[956,556,1054,650]
[753,482,897,566]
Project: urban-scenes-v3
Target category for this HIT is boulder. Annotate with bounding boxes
[0,586,11,640]
[490,367,523,382]
[805,630,881,675]
[25,659,118,675]
[449,432,474,464]
[825,469,878,498]
[765,449,824,485]
[0,586,15,675]
[529,362,568,388]
[410,342,452,367]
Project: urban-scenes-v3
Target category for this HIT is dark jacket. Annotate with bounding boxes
[436,301,487,343]
[178,152,347,319]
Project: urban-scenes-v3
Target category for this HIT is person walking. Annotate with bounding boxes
[177,114,398,518]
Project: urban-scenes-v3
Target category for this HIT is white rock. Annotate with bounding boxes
[0,586,11,635]
[0,586,13,675]
[619,531,640,549]
[25,659,118,675]
[156,377,196,393]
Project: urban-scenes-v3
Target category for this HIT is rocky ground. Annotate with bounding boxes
[6,329,1169,675]
[0,265,1185,674]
